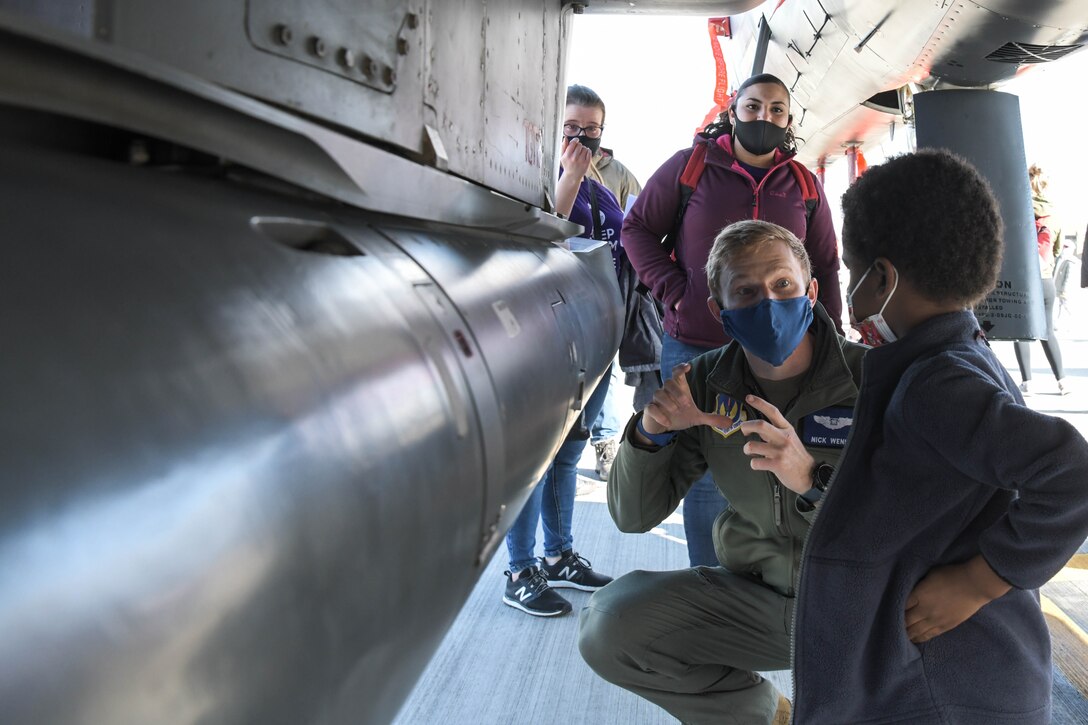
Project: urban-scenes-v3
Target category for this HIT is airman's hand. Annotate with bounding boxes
[642,363,734,435]
[737,395,815,494]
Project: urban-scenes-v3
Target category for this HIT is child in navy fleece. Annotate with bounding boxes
[791,149,1088,724]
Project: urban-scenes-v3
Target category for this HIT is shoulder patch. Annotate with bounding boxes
[711,393,749,440]
[802,405,854,448]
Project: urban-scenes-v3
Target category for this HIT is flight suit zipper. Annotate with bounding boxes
[773,482,783,528]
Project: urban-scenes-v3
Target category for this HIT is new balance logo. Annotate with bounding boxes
[556,566,578,581]
[515,585,532,602]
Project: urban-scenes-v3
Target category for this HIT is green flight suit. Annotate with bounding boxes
[579,303,864,725]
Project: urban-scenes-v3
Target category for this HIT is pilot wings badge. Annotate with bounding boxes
[711,394,748,440]
[813,414,852,430]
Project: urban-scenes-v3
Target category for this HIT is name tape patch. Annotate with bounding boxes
[802,405,853,448]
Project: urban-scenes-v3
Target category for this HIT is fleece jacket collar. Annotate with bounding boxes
[710,134,792,175]
[862,310,984,389]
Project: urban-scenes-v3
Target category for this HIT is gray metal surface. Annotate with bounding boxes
[914,88,1044,341]
[0,17,579,241]
[0,0,567,208]
[245,0,412,96]
[720,0,1088,167]
[0,130,619,723]
[0,2,628,722]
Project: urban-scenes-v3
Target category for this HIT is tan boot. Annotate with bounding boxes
[772,693,792,725]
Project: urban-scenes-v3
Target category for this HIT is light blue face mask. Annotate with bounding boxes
[719,295,814,366]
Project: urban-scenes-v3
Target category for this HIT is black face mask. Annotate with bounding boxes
[731,118,787,157]
[565,134,602,155]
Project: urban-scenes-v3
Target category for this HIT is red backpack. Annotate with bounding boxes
[662,138,819,255]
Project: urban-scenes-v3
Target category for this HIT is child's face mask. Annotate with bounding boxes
[847,263,899,347]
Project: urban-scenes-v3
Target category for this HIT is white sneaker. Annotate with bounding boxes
[1058,378,1071,396]
[1019,380,1033,396]
[575,474,600,497]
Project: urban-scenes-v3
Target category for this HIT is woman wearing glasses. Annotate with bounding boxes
[554,85,626,272]
[560,88,649,485]
[501,84,622,618]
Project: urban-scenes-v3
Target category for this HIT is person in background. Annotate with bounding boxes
[585,110,647,483]
[791,149,1088,724]
[622,72,843,566]
[579,219,864,724]
[1083,222,1088,290]
[501,84,618,617]
[1014,163,1069,395]
[1053,232,1077,324]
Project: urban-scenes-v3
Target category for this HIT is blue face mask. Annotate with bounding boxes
[719,295,814,366]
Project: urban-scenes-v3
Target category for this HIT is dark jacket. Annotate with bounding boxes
[595,150,659,372]
[616,253,662,372]
[622,136,842,348]
[793,311,1088,724]
[608,303,864,596]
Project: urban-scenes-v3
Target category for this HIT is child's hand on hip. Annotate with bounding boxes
[905,555,1012,643]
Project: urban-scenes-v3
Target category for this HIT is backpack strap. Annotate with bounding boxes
[662,141,710,256]
[679,142,709,190]
[587,181,603,241]
[787,159,819,222]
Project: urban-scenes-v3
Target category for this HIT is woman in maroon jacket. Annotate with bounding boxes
[621,73,843,566]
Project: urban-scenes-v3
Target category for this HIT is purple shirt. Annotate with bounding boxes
[569,177,625,275]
